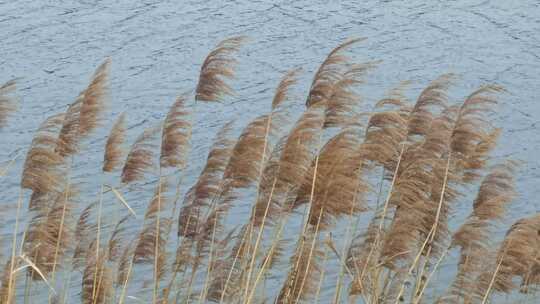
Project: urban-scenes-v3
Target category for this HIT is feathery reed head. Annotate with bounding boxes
[56,99,83,157]
[477,214,540,295]
[178,121,235,238]
[160,95,191,169]
[195,36,246,102]
[221,114,272,191]
[79,58,111,137]
[306,38,364,107]
[271,68,301,110]
[296,126,369,229]
[451,84,504,182]
[408,73,454,138]
[121,125,160,184]
[21,113,66,194]
[324,61,377,128]
[103,113,127,172]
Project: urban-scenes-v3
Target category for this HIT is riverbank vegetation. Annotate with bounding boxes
[0,37,538,304]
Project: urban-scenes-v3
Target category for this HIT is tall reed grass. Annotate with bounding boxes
[0,37,538,304]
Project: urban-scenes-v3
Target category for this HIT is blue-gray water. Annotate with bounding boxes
[1,0,539,303]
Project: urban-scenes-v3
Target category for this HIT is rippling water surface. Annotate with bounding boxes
[1,0,539,302]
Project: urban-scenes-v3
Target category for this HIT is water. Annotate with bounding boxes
[1,0,539,302]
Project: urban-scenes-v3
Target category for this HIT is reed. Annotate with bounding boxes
[1,37,537,304]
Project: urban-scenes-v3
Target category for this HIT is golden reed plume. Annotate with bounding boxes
[21,113,66,194]
[121,126,160,184]
[103,113,127,172]
[196,36,246,102]
[160,95,191,169]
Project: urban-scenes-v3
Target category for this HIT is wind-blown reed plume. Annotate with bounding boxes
[79,58,110,137]
[0,79,17,129]
[221,114,273,191]
[278,125,370,303]
[362,110,409,173]
[379,151,437,266]
[271,69,300,110]
[82,243,113,304]
[273,102,326,212]
[178,121,235,239]
[55,59,110,157]
[21,113,66,194]
[133,180,170,287]
[196,114,279,279]
[0,257,20,304]
[440,162,516,302]
[107,214,131,263]
[121,126,160,184]
[195,36,246,102]
[347,214,383,296]
[248,68,301,226]
[475,213,540,298]
[103,113,126,172]
[294,125,369,229]
[450,85,504,182]
[276,232,323,303]
[305,38,364,107]
[414,108,460,259]
[116,242,134,286]
[73,202,98,270]
[252,135,288,227]
[160,96,191,169]
[324,62,376,128]
[23,186,77,279]
[407,74,453,138]
[56,99,83,157]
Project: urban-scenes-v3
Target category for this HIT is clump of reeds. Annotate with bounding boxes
[1,37,538,304]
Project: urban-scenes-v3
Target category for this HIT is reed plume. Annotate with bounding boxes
[195,36,246,102]
[450,85,504,182]
[134,180,169,267]
[21,113,66,194]
[81,242,113,304]
[251,135,288,227]
[121,126,160,184]
[276,232,323,303]
[271,68,300,110]
[221,114,273,191]
[274,102,326,211]
[56,99,83,157]
[324,62,376,128]
[73,202,98,270]
[79,58,110,137]
[178,121,235,239]
[103,113,127,172]
[116,242,134,287]
[294,125,369,229]
[407,73,453,138]
[475,213,540,299]
[249,68,301,227]
[0,257,20,304]
[0,79,17,130]
[203,68,301,301]
[362,109,409,173]
[160,96,191,169]
[107,214,131,263]
[133,179,171,303]
[305,38,364,107]
[440,162,516,303]
[23,186,77,279]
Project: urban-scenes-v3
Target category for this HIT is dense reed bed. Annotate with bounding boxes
[0,37,538,304]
